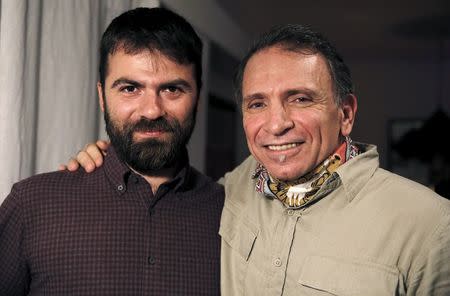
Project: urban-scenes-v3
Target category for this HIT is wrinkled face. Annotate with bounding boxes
[242,47,356,181]
[98,49,198,174]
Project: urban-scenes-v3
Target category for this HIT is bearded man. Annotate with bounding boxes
[0,7,223,295]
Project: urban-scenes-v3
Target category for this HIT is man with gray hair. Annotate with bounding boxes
[60,24,450,295]
[220,24,450,295]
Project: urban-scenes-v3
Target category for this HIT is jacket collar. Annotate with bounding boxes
[335,143,379,203]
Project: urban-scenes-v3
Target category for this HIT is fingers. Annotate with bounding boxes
[58,159,79,172]
[76,150,97,173]
[80,143,105,169]
[59,140,108,173]
[96,140,110,154]
[66,157,81,172]
[58,139,109,173]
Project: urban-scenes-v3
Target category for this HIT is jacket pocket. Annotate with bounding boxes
[298,255,402,296]
[220,204,262,296]
[219,205,259,261]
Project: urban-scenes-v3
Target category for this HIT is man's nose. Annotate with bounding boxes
[139,92,165,119]
[265,104,294,136]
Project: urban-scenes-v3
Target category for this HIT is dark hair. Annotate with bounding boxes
[234,24,353,106]
[99,7,202,91]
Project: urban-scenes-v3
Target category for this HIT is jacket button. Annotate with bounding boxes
[273,257,282,267]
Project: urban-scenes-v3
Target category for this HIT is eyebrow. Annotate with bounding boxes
[243,93,265,103]
[243,88,317,102]
[110,78,144,89]
[110,78,194,92]
[284,88,317,98]
[158,79,193,92]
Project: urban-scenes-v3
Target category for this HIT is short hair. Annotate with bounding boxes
[99,7,202,91]
[234,24,353,106]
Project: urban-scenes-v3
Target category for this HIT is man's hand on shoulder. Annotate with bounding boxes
[58,140,110,173]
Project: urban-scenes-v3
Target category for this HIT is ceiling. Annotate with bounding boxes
[216,0,450,59]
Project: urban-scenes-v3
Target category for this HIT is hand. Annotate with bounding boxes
[58,140,110,172]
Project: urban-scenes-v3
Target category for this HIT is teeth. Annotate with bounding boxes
[267,143,298,151]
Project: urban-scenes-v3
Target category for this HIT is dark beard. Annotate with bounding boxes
[104,108,196,175]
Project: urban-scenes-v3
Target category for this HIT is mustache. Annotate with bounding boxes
[129,117,175,133]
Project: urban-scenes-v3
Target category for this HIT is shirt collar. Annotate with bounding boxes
[251,140,377,208]
[335,143,379,203]
[159,149,191,194]
[103,146,192,196]
[252,139,355,209]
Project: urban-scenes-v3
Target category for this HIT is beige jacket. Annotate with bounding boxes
[219,144,450,295]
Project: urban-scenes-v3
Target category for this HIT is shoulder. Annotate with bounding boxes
[371,168,449,214]
[339,147,450,240]
[357,167,450,245]
[222,156,258,185]
[373,173,450,294]
[0,170,90,230]
[4,168,105,209]
[219,156,260,211]
[340,143,449,218]
[17,167,103,189]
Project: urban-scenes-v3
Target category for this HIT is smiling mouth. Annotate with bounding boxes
[266,142,301,151]
[136,130,162,135]
[133,130,169,140]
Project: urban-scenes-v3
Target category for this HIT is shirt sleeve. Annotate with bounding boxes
[0,184,30,295]
[409,211,450,295]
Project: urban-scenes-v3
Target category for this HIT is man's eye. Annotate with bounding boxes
[120,85,137,93]
[161,86,185,99]
[293,96,311,103]
[163,86,181,94]
[248,102,265,109]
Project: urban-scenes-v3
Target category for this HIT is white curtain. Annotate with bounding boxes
[0,0,159,203]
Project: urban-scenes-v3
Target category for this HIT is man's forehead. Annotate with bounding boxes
[242,48,332,91]
[108,48,172,66]
[244,47,328,74]
[106,48,195,79]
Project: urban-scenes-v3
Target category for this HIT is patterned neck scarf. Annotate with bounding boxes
[253,137,359,209]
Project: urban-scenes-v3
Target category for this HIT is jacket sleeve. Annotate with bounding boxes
[409,211,450,295]
[0,184,30,295]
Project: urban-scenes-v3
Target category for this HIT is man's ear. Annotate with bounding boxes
[340,94,357,137]
[97,82,105,112]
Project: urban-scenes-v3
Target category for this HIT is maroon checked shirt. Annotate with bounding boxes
[0,148,224,295]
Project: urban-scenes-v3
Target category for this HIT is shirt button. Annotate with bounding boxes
[148,256,156,265]
[287,209,294,216]
[117,184,124,191]
[273,257,282,267]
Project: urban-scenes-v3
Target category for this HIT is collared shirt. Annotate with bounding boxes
[0,148,224,295]
[219,143,450,295]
